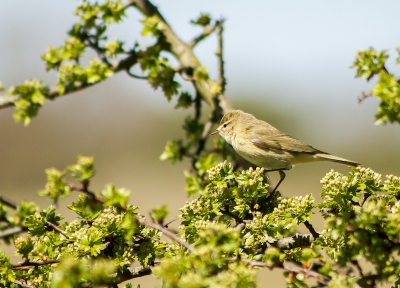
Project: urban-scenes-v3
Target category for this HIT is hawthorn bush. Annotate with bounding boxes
[1,1,400,287]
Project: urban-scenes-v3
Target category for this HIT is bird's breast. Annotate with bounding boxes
[231,137,293,170]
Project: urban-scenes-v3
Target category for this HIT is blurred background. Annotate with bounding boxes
[1,1,400,286]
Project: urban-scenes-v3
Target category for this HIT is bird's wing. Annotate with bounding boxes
[248,128,323,154]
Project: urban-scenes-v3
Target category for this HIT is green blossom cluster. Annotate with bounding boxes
[316,167,400,284]
[153,222,257,288]
[180,162,315,260]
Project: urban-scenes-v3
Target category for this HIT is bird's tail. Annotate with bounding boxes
[315,153,360,167]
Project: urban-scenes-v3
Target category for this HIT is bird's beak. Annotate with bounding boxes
[209,130,219,136]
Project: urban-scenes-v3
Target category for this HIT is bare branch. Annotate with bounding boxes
[217,19,226,95]
[45,220,70,239]
[126,69,149,79]
[0,195,18,209]
[137,217,194,252]
[303,221,320,240]
[70,185,104,203]
[0,226,26,239]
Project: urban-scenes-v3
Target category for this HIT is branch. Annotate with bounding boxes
[0,226,26,239]
[12,283,36,288]
[130,0,232,113]
[13,259,60,270]
[113,265,153,283]
[0,51,139,109]
[217,19,226,95]
[70,185,104,203]
[0,195,18,209]
[270,233,316,250]
[126,68,149,79]
[188,21,220,48]
[45,220,69,239]
[234,258,328,283]
[303,221,320,240]
[137,217,194,252]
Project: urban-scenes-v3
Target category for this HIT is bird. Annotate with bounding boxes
[210,110,360,192]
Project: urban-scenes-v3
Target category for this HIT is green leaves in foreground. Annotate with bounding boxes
[316,167,400,284]
[153,222,257,288]
[3,156,400,287]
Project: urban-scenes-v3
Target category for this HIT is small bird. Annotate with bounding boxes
[210,110,360,192]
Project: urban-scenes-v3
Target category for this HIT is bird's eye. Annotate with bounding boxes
[223,123,228,128]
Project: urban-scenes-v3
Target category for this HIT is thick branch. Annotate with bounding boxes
[13,259,60,270]
[130,0,231,113]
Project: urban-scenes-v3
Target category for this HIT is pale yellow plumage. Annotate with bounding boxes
[210,110,360,192]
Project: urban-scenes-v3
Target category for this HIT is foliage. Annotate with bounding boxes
[352,47,400,124]
[1,0,400,288]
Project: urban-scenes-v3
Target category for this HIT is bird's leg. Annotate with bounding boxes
[273,170,286,193]
[264,168,287,193]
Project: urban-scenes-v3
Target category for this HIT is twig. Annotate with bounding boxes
[164,218,178,228]
[126,68,149,79]
[137,217,194,252]
[233,258,328,282]
[303,221,320,240]
[69,185,104,203]
[0,226,26,239]
[45,220,70,239]
[191,119,214,171]
[86,37,111,67]
[189,20,221,48]
[358,91,373,103]
[12,283,36,288]
[0,195,18,209]
[217,19,226,94]
[351,260,364,277]
[13,259,60,270]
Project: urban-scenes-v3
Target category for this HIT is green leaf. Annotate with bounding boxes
[39,168,70,202]
[150,205,169,224]
[78,228,107,256]
[14,236,34,260]
[68,155,95,182]
[68,194,103,221]
[190,13,212,26]
[159,140,184,164]
[175,91,193,109]
[101,184,130,208]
